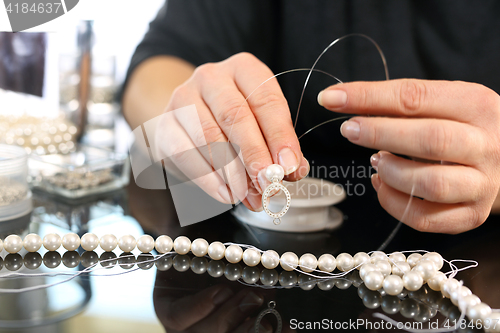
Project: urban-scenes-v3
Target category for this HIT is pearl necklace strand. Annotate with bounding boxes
[1,232,499,331]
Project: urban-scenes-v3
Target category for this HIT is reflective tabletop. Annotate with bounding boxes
[1,159,499,333]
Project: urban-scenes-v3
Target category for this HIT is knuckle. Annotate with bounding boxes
[420,171,450,202]
[243,146,269,171]
[217,98,252,129]
[171,84,191,101]
[398,79,427,114]
[231,52,259,64]
[421,123,452,159]
[198,119,224,144]
[413,213,433,233]
[193,62,217,81]
[250,89,288,111]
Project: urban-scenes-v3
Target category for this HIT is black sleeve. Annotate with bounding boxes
[121,0,279,98]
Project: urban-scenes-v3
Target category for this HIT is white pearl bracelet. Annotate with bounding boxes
[0,232,498,330]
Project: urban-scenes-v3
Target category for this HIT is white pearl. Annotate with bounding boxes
[450,286,472,306]
[62,233,80,251]
[364,270,384,291]
[299,253,317,273]
[23,234,42,252]
[370,251,387,263]
[458,294,481,313]
[440,278,460,298]
[391,261,411,277]
[155,235,173,254]
[99,234,118,252]
[353,252,370,269]
[423,252,444,270]
[0,239,3,252]
[173,236,191,255]
[190,238,209,257]
[388,252,406,263]
[360,263,379,280]
[43,233,62,251]
[243,248,261,266]
[118,235,137,252]
[81,233,99,251]
[403,271,423,291]
[318,254,336,272]
[137,235,155,253]
[4,235,23,253]
[414,259,437,281]
[467,302,492,321]
[427,271,447,291]
[225,244,243,263]
[261,250,279,269]
[383,275,404,296]
[208,241,225,260]
[485,312,500,333]
[374,260,392,277]
[280,252,298,271]
[406,253,423,267]
[265,164,284,182]
[336,253,354,272]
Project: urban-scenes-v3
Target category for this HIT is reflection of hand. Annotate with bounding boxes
[319,79,500,233]
[155,52,309,212]
[155,284,272,333]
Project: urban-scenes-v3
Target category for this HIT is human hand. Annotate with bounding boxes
[153,53,309,212]
[318,79,500,233]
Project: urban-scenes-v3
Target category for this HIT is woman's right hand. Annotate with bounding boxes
[153,52,309,211]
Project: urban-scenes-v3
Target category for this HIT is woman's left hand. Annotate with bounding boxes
[318,79,500,233]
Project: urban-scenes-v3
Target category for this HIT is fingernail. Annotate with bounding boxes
[370,153,380,171]
[318,89,347,108]
[247,188,263,212]
[218,185,232,204]
[278,148,299,174]
[238,291,264,312]
[303,157,310,178]
[371,173,381,192]
[213,288,234,306]
[340,120,360,140]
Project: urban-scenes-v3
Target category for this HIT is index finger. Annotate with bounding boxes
[318,79,488,123]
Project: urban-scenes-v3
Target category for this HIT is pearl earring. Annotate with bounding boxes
[261,164,291,225]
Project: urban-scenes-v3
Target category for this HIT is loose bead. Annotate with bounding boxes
[224,245,243,264]
[374,260,392,277]
[100,234,118,252]
[391,261,411,277]
[467,303,492,321]
[427,271,447,291]
[364,270,384,291]
[353,252,370,269]
[336,253,354,272]
[4,235,23,254]
[155,235,173,254]
[414,259,437,281]
[403,271,423,291]
[23,234,42,252]
[406,253,423,267]
[190,238,209,257]
[208,241,226,260]
[173,236,190,255]
[423,252,444,270]
[299,253,317,273]
[383,275,404,296]
[43,233,62,252]
[261,250,279,269]
[81,233,99,251]
[243,248,261,267]
[360,263,379,280]
[318,254,336,272]
[62,233,80,251]
[280,252,298,271]
[388,252,406,263]
[137,235,155,253]
[119,235,137,253]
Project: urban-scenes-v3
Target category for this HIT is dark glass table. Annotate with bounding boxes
[1,161,499,333]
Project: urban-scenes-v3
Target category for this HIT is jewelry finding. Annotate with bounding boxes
[261,164,291,225]
[254,301,282,333]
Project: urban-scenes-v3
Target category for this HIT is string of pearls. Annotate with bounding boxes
[0,233,498,331]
